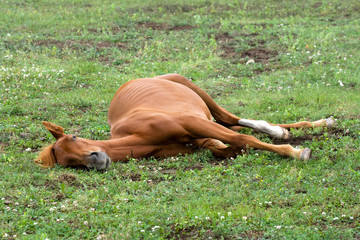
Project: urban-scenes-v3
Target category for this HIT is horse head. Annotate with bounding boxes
[35,122,111,170]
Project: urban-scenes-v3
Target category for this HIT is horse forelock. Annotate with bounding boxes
[35,144,56,168]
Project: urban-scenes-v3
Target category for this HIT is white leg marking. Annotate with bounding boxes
[238,119,289,139]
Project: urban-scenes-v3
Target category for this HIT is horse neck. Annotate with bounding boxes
[93,138,134,162]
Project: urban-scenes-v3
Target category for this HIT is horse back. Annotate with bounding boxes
[107,78,212,127]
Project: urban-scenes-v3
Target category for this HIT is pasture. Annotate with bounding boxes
[1,0,359,239]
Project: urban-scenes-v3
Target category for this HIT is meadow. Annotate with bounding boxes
[0,0,359,239]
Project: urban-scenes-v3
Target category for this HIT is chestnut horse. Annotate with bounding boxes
[36,74,334,170]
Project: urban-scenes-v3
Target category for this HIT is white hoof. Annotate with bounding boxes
[238,119,290,139]
[280,127,291,140]
[325,116,335,128]
[267,126,291,139]
[300,148,311,160]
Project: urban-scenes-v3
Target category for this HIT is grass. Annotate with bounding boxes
[1,0,360,239]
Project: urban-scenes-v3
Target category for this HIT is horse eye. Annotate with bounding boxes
[72,135,77,141]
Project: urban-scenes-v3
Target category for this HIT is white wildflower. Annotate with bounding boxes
[152,226,160,232]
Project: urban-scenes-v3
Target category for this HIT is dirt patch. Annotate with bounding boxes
[121,172,169,184]
[137,22,195,31]
[138,4,199,14]
[215,32,278,64]
[0,140,9,151]
[273,128,356,146]
[167,226,216,240]
[233,230,266,239]
[96,41,126,50]
[313,2,322,8]
[240,48,278,64]
[53,193,66,200]
[295,188,308,194]
[33,39,127,51]
[58,174,77,184]
[170,25,195,31]
[137,3,233,14]
[122,172,142,182]
[97,55,113,65]
[214,32,235,43]
[122,159,229,184]
[137,22,169,30]
[42,179,59,191]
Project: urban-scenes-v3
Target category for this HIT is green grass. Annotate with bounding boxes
[1,0,360,239]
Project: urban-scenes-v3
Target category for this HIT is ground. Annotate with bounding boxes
[0,0,359,239]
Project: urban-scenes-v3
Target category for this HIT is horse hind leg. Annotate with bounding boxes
[181,116,311,160]
[238,116,335,139]
[155,74,334,140]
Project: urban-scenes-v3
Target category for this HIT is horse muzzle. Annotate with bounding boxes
[86,151,111,170]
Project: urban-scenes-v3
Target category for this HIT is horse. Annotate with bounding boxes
[35,74,334,170]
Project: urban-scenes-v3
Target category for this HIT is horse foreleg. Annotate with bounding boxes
[193,138,238,158]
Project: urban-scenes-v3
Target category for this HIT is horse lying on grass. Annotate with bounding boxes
[36,74,334,170]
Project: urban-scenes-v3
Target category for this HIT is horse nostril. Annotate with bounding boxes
[90,152,99,158]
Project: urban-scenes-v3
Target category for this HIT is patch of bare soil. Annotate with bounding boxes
[167,226,216,240]
[33,39,127,51]
[137,22,195,31]
[0,141,9,151]
[168,225,265,240]
[122,172,142,182]
[136,3,233,14]
[273,128,355,146]
[215,32,278,64]
[313,2,322,8]
[137,22,169,30]
[241,48,277,64]
[273,133,322,146]
[234,230,266,240]
[58,174,77,184]
[122,159,229,184]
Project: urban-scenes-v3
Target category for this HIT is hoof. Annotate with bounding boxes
[269,126,291,139]
[325,116,335,128]
[281,128,291,140]
[300,148,311,160]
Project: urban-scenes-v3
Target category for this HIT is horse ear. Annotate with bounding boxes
[42,121,65,139]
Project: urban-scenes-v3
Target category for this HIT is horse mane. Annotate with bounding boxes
[35,144,56,168]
